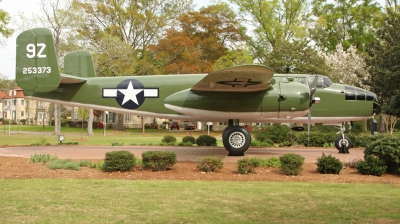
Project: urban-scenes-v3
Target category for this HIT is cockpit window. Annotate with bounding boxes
[297,76,333,88]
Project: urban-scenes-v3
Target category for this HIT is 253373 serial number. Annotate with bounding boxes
[22,67,51,74]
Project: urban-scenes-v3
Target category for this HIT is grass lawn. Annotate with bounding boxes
[0,125,223,146]
[0,179,399,223]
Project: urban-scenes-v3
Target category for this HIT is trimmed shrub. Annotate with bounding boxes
[279,140,295,147]
[237,158,261,174]
[316,153,343,174]
[364,135,400,174]
[162,135,177,143]
[142,151,177,171]
[178,142,193,146]
[103,151,136,172]
[279,153,304,175]
[182,136,196,144]
[196,135,217,146]
[356,155,387,177]
[197,156,223,172]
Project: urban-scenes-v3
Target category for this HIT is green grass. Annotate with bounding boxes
[0,179,399,223]
[0,125,223,146]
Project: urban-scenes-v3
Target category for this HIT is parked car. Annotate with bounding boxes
[184,123,196,130]
[170,121,180,130]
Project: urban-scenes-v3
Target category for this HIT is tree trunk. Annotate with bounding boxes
[54,104,61,136]
[87,109,94,136]
[114,113,124,131]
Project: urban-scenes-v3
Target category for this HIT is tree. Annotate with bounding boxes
[311,0,382,52]
[212,48,254,70]
[365,9,400,134]
[150,4,243,74]
[319,44,368,87]
[0,74,14,92]
[0,1,14,44]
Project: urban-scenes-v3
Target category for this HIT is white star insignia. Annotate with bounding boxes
[118,81,143,105]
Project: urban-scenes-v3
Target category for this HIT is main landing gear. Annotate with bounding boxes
[335,124,351,154]
[222,120,251,156]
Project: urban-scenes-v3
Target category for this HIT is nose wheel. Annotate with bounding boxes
[335,124,351,153]
[222,126,251,156]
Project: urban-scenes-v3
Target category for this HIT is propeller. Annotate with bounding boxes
[306,75,319,146]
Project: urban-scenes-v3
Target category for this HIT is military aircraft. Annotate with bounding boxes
[15,28,379,156]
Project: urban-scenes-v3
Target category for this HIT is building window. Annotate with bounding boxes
[21,99,24,106]
[74,111,78,120]
[13,99,16,106]
[20,111,24,117]
[125,115,131,123]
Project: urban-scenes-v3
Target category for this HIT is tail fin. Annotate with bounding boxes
[16,28,61,92]
[64,50,96,78]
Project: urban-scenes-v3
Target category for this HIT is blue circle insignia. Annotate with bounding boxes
[115,79,145,109]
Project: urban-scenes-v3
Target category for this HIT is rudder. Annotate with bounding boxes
[16,28,61,92]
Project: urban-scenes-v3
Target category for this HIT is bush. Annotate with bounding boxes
[364,135,400,174]
[296,132,337,147]
[178,142,193,146]
[264,157,281,168]
[237,158,261,174]
[197,156,223,172]
[29,153,59,163]
[196,135,217,146]
[251,139,274,147]
[162,135,177,143]
[316,153,343,174]
[254,124,291,143]
[111,142,123,146]
[20,119,26,125]
[142,151,177,171]
[182,136,196,144]
[279,153,304,175]
[103,151,136,172]
[356,155,387,177]
[279,140,295,147]
[47,159,81,170]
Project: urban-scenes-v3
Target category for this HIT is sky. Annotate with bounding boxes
[0,0,212,80]
[0,0,386,80]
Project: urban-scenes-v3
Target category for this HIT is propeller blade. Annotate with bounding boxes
[309,75,318,98]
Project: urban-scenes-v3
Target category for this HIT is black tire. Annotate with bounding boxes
[222,126,251,156]
[335,136,351,151]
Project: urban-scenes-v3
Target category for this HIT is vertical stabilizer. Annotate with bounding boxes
[16,28,61,92]
[64,50,96,78]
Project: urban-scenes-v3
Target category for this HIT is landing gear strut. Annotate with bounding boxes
[335,124,351,153]
[222,120,251,156]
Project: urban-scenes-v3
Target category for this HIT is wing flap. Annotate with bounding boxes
[60,74,87,84]
[191,65,274,92]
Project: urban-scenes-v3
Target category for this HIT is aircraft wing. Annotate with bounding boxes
[191,65,274,92]
[60,74,88,84]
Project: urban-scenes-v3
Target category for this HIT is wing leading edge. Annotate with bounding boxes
[191,65,274,92]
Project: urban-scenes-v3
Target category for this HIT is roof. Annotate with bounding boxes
[2,89,24,99]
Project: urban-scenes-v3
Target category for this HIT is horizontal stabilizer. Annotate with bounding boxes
[60,74,87,84]
[191,64,274,92]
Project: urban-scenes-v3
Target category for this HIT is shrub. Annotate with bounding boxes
[29,153,59,163]
[356,155,387,177]
[90,161,105,170]
[103,151,136,172]
[142,151,177,171]
[237,158,261,174]
[364,135,400,174]
[162,135,177,143]
[296,132,337,147]
[182,136,196,144]
[47,159,81,170]
[316,153,343,174]
[178,142,193,146]
[254,124,291,143]
[251,139,274,147]
[197,156,223,172]
[196,135,217,146]
[264,157,281,168]
[279,153,304,175]
[111,142,124,146]
[279,140,295,147]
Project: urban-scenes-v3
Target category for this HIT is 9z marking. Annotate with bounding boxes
[26,43,46,58]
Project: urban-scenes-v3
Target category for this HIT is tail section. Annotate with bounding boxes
[16,28,61,92]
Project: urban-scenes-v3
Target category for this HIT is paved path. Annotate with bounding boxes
[0,145,364,163]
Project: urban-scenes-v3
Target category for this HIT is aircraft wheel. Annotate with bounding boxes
[335,136,351,151]
[222,126,251,156]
